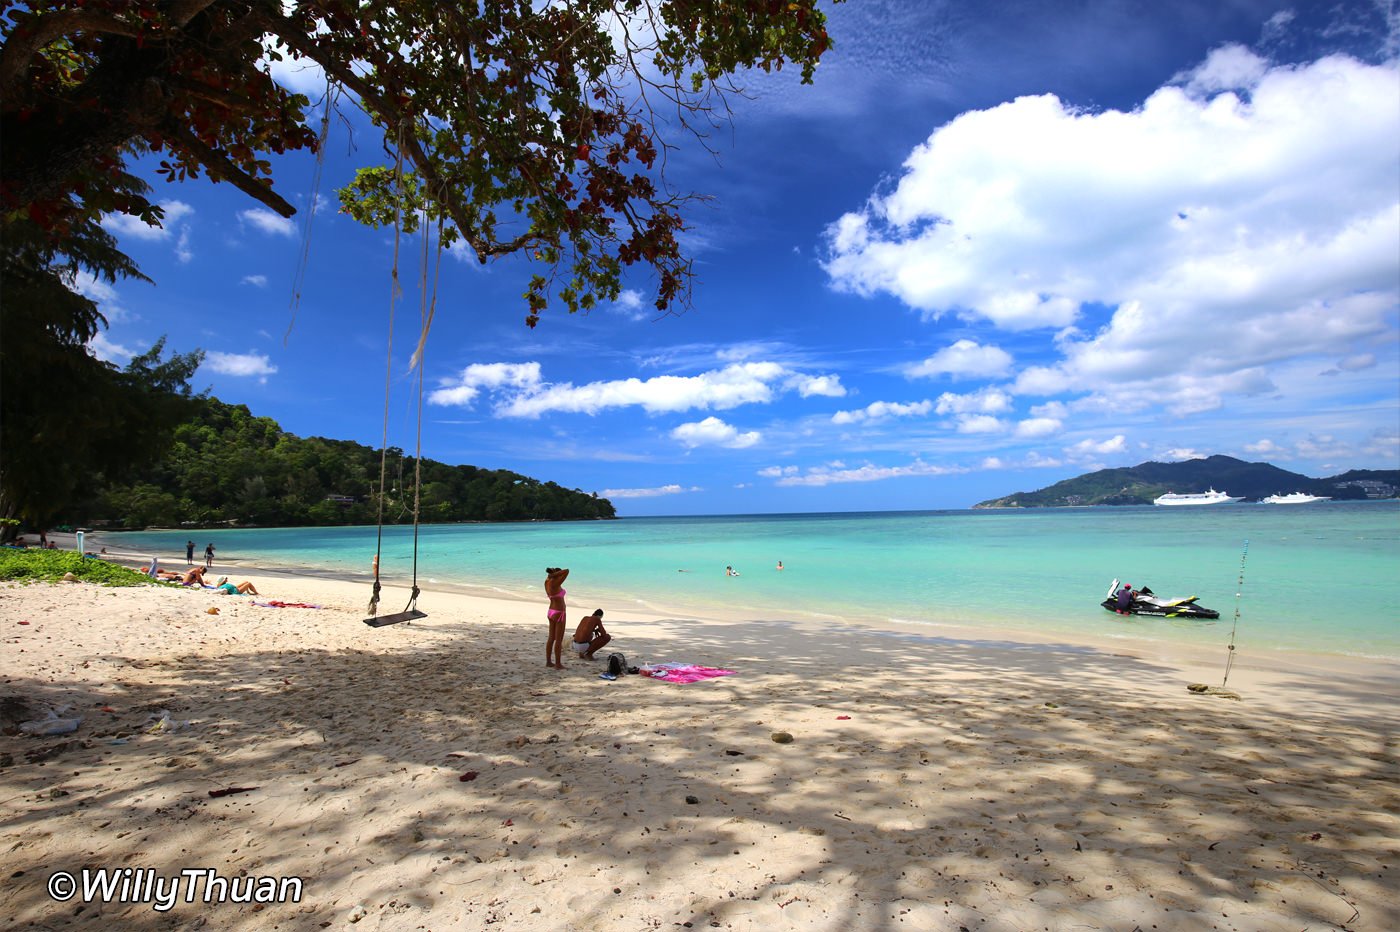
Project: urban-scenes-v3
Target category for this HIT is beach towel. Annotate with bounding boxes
[253,600,323,609]
[643,664,734,684]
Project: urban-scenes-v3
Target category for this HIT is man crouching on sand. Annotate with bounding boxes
[571,609,611,660]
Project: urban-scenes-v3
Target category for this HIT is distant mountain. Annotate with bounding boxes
[975,455,1400,508]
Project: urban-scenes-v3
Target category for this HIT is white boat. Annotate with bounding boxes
[1261,492,1331,504]
[1152,488,1243,506]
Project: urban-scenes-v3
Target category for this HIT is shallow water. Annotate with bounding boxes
[115,501,1400,661]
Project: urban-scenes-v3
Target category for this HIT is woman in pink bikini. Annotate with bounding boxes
[544,567,570,669]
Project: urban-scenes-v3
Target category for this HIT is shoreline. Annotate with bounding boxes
[83,530,1400,687]
[2,546,1397,929]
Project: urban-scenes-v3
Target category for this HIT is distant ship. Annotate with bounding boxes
[1261,492,1331,504]
[1152,488,1244,506]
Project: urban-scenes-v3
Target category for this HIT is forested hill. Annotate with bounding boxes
[975,455,1399,508]
[82,398,616,528]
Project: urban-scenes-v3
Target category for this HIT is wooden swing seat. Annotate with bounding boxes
[363,609,427,627]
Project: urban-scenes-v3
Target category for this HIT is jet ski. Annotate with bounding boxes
[1102,578,1219,619]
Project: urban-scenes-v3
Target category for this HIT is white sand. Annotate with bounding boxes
[1,554,1397,931]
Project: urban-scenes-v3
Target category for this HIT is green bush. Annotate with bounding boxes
[0,548,160,587]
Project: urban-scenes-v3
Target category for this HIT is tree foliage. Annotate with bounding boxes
[2,0,839,323]
[80,397,617,529]
[0,185,204,539]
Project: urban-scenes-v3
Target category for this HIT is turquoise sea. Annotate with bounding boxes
[110,502,1400,662]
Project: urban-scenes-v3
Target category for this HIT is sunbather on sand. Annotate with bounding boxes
[213,577,259,595]
[156,566,209,585]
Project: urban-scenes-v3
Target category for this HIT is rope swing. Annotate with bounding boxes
[364,131,442,627]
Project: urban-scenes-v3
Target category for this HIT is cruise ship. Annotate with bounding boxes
[1261,492,1331,504]
[1152,488,1243,506]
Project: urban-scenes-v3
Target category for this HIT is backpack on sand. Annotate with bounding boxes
[606,652,627,677]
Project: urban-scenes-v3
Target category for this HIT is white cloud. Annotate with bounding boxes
[905,340,1013,379]
[175,226,193,263]
[87,332,134,363]
[1014,417,1062,438]
[1336,353,1376,372]
[600,484,698,499]
[1160,448,1207,462]
[242,274,269,288]
[671,416,761,449]
[825,50,1400,418]
[608,289,647,321]
[774,460,966,487]
[205,351,278,380]
[1243,439,1285,456]
[757,465,800,478]
[240,208,297,238]
[1067,435,1127,457]
[955,414,1005,434]
[1174,43,1269,96]
[934,387,1012,416]
[831,399,932,425]
[430,360,844,419]
[101,200,193,241]
[429,362,542,406]
[786,373,847,398]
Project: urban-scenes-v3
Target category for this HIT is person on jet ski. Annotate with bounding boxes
[1114,582,1135,614]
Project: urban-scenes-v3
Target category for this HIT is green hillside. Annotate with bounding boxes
[976,455,1399,508]
[78,397,615,528]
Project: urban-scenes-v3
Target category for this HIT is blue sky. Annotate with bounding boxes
[83,0,1399,515]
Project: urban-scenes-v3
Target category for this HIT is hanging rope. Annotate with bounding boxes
[286,80,339,345]
[367,130,408,619]
[1221,539,1249,687]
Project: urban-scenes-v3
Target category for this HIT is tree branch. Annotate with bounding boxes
[0,11,145,99]
[165,123,296,217]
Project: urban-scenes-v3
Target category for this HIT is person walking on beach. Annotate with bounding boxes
[544,567,570,670]
[186,540,195,566]
[571,609,611,660]
[204,542,215,569]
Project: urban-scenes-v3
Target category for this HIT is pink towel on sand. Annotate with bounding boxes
[645,664,734,684]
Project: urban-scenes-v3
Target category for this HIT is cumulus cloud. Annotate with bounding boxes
[1160,448,1207,462]
[905,340,1013,379]
[429,362,542,407]
[600,484,698,499]
[1067,435,1127,457]
[101,200,194,241]
[935,387,1013,417]
[1244,439,1286,456]
[671,416,761,449]
[88,332,134,363]
[955,414,1005,434]
[773,459,966,487]
[240,208,297,238]
[1014,417,1062,438]
[831,399,932,425]
[430,360,843,419]
[608,289,648,321]
[757,465,800,478]
[205,351,278,381]
[824,49,1400,418]
[242,274,269,288]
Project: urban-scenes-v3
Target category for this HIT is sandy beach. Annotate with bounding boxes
[2,546,1397,931]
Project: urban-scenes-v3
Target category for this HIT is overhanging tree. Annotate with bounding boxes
[2,0,839,323]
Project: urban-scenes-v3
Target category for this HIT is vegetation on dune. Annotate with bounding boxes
[75,397,616,530]
[0,548,160,587]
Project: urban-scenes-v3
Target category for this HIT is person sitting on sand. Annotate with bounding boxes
[571,609,611,660]
[213,577,259,595]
